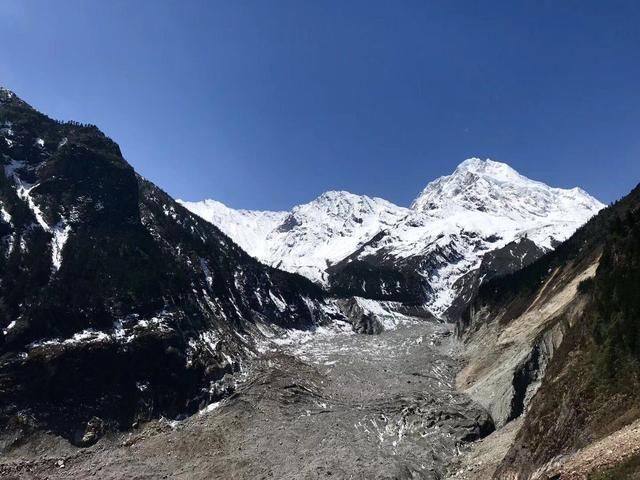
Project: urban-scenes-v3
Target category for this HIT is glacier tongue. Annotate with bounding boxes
[180,158,604,317]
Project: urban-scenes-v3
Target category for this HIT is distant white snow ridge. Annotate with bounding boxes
[179,158,604,316]
[180,191,409,284]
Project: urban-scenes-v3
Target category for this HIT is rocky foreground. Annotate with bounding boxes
[0,318,493,480]
[3,302,640,480]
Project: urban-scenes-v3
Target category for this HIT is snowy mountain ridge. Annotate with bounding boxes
[413,158,600,229]
[180,158,604,317]
[180,190,410,284]
[182,198,288,261]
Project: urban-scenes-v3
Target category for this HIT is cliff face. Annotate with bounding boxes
[0,88,336,445]
[453,183,640,479]
[457,253,599,428]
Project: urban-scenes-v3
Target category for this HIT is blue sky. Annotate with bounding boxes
[1,1,639,210]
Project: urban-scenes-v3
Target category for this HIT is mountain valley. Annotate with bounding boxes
[0,87,639,480]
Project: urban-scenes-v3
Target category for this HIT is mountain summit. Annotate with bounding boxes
[412,158,601,223]
[180,190,409,284]
[182,158,604,318]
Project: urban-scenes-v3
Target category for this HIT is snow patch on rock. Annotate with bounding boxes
[51,223,71,271]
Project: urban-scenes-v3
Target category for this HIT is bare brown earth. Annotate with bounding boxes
[533,418,640,479]
[456,259,599,428]
[0,319,492,480]
[446,417,640,480]
[445,417,523,480]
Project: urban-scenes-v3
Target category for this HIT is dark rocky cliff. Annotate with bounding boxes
[0,88,334,445]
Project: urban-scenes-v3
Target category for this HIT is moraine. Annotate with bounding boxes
[0,315,492,479]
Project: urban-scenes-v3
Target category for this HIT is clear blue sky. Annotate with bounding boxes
[1,1,639,210]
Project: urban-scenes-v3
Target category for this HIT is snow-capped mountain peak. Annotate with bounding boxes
[182,158,604,318]
[179,191,409,284]
[289,190,406,230]
[411,158,602,224]
[456,157,524,179]
[332,158,605,316]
